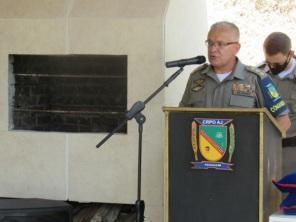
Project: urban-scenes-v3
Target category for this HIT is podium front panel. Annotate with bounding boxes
[166,110,261,222]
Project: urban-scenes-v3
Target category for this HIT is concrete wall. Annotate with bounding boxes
[0,0,213,220]
[0,0,168,221]
[164,0,208,106]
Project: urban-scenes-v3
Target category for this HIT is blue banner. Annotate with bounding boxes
[192,161,233,171]
[258,75,289,117]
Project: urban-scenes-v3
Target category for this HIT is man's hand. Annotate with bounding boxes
[276,115,291,133]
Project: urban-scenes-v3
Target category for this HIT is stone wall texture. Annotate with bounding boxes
[208,0,296,65]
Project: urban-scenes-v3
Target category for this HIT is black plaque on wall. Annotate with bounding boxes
[9,54,127,133]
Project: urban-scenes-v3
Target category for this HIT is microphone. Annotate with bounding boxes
[165,55,206,68]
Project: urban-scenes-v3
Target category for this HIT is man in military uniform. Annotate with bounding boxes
[180,21,291,132]
[259,32,296,175]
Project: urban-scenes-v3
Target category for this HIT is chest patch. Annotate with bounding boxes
[191,79,206,92]
[232,83,255,96]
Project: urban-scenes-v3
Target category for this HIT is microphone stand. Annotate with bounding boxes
[96,66,184,222]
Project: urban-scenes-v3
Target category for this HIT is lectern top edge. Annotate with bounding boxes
[162,106,266,113]
[162,106,285,138]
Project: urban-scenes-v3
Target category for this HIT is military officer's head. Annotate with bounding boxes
[263,32,294,75]
[205,21,241,73]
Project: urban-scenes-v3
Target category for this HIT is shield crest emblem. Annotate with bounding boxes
[191,118,235,171]
[199,125,227,162]
[267,83,280,99]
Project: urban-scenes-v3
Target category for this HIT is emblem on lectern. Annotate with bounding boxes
[191,118,235,171]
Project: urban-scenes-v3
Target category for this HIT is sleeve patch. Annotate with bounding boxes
[258,75,289,117]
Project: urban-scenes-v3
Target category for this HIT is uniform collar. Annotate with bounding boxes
[201,58,246,80]
[278,57,296,79]
[288,57,296,78]
[231,59,245,80]
[268,57,296,79]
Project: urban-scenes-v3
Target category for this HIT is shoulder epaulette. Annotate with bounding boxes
[191,63,209,73]
[246,65,266,78]
[256,62,266,70]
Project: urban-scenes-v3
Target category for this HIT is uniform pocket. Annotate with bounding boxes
[229,94,256,108]
[188,87,206,107]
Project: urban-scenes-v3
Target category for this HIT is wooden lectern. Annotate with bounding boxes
[163,107,285,222]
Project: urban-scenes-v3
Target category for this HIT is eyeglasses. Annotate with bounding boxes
[205,40,239,48]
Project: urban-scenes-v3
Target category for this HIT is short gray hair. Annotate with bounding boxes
[210,21,240,41]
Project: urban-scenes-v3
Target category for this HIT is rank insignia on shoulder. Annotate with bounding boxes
[191,79,205,92]
[256,62,266,70]
[191,118,235,171]
[192,63,209,73]
[246,66,265,78]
